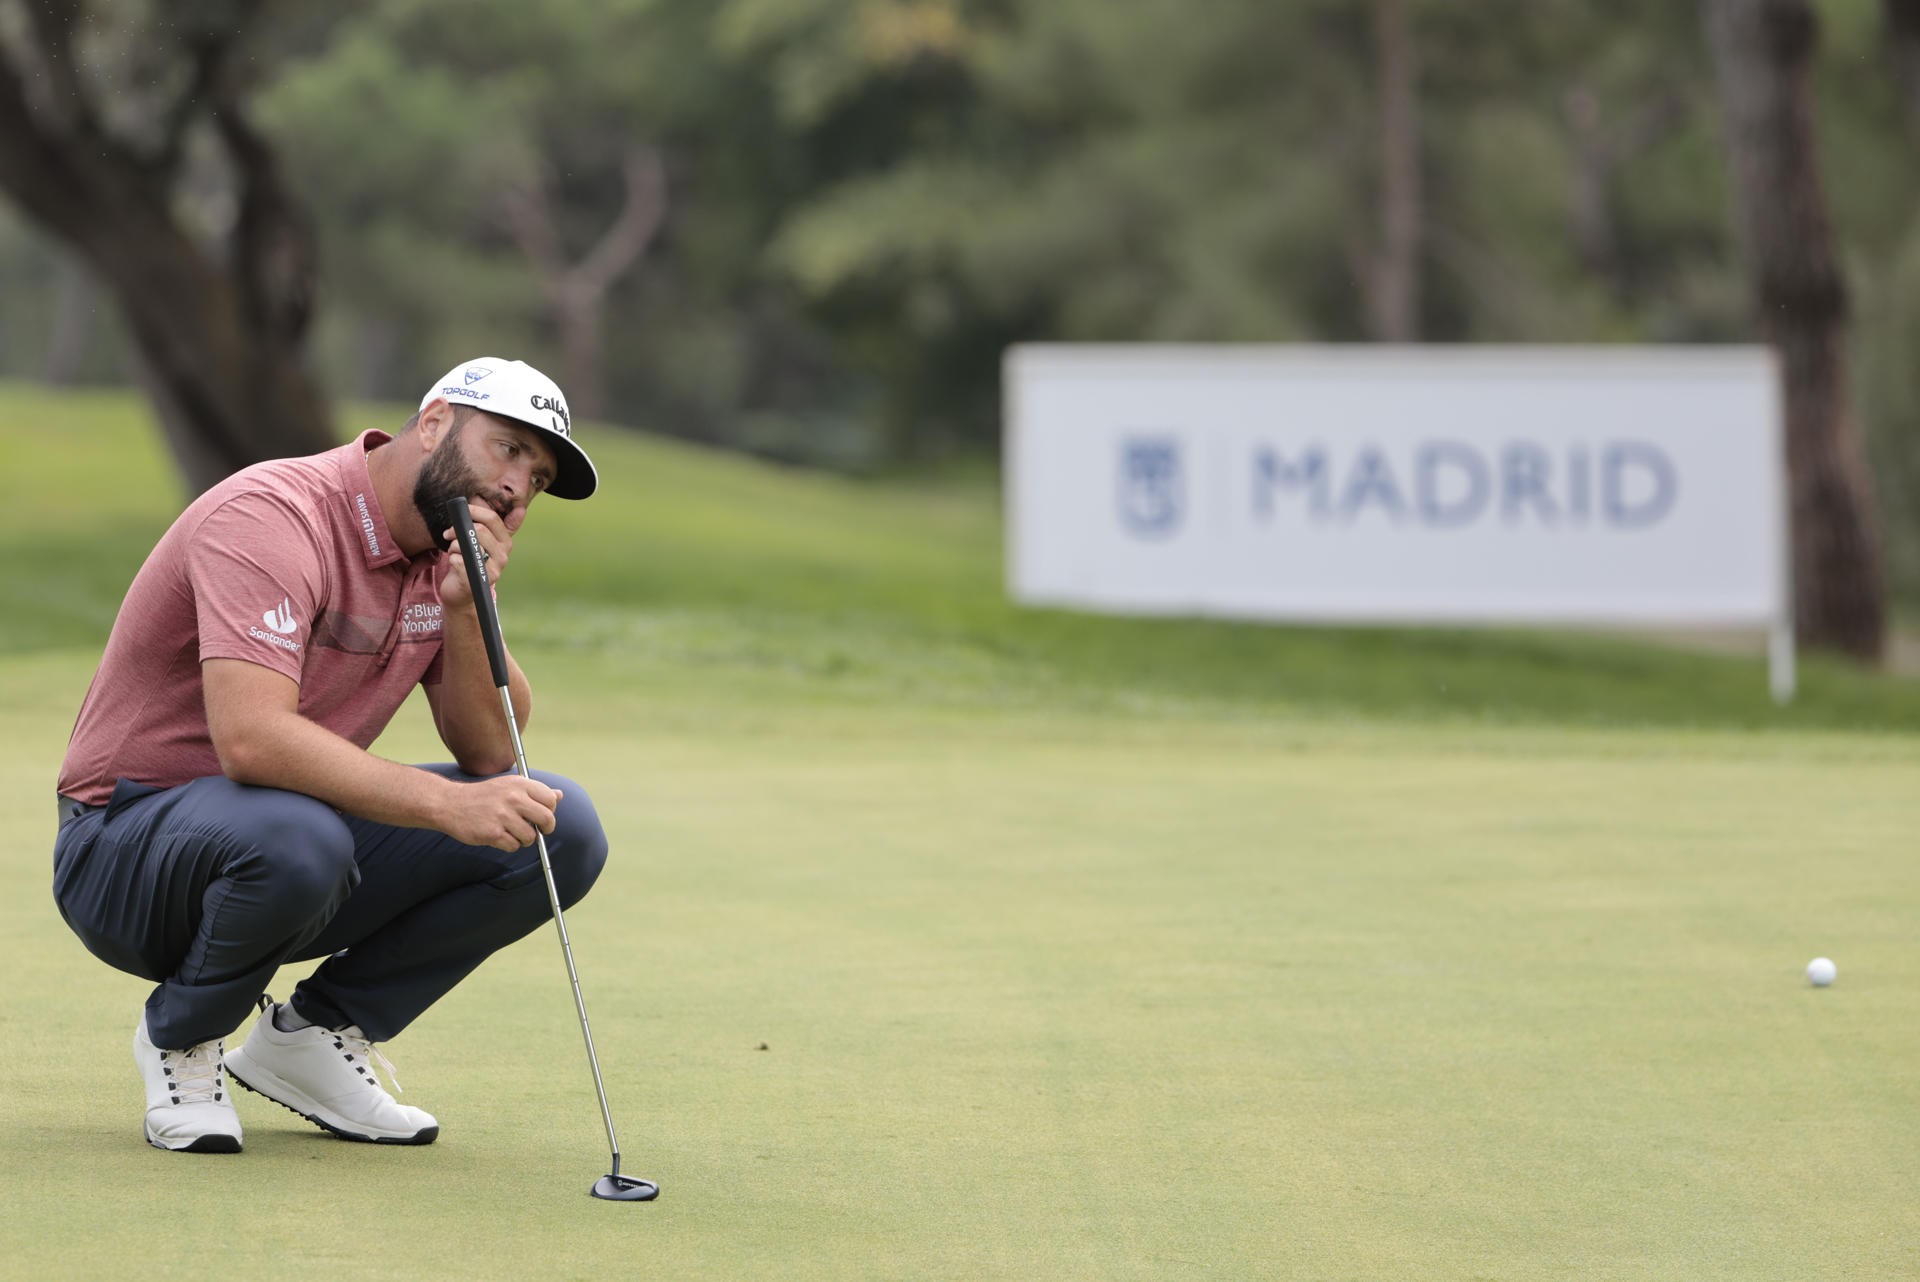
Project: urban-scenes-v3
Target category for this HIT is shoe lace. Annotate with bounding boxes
[161,1041,225,1105]
[334,1027,404,1096]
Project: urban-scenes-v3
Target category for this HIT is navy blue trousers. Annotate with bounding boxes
[52,767,608,1049]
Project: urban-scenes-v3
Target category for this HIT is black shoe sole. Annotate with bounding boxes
[228,1069,438,1145]
[146,1131,242,1154]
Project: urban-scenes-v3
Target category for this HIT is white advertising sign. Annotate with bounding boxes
[1005,345,1791,697]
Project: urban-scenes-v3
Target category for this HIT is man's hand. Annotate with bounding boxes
[439,499,520,610]
[438,774,563,852]
[427,495,536,777]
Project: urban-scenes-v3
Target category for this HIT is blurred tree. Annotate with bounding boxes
[1361,0,1422,341]
[2,0,1911,618]
[757,0,1356,454]
[1558,49,1691,299]
[1884,0,1920,133]
[1818,0,1920,611]
[502,144,667,421]
[347,0,678,422]
[1401,1,1725,343]
[1705,0,1886,659]
[251,18,537,400]
[259,0,836,455]
[755,1,1738,450]
[40,254,99,384]
[0,0,336,493]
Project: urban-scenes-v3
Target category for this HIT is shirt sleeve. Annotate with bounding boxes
[181,491,329,684]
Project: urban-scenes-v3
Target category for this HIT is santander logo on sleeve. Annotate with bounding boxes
[249,597,303,653]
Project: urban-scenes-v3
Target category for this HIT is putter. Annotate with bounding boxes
[450,497,658,1202]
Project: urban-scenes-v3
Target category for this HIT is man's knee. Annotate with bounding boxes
[535,772,608,909]
[222,789,359,910]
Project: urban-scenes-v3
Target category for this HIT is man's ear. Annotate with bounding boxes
[415,398,452,452]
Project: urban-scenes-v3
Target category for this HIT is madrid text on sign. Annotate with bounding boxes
[1245,440,1677,531]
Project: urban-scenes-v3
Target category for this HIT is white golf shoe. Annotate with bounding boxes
[134,1013,242,1153]
[226,997,438,1145]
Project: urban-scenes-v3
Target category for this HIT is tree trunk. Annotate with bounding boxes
[554,295,608,421]
[1883,0,1920,138]
[1704,0,1886,660]
[501,145,669,420]
[1563,85,1622,281]
[1562,83,1687,298]
[0,8,335,496]
[41,253,99,385]
[1366,0,1422,342]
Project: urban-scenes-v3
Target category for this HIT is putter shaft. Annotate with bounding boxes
[497,683,624,1174]
[447,496,650,1198]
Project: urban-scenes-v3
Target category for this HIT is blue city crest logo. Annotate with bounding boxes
[1118,436,1184,538]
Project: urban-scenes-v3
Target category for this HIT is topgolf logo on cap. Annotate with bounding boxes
[465,366,492,385]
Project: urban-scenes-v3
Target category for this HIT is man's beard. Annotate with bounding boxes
[412,424,487,548]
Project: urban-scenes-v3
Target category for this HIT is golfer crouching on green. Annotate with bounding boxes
[53,358,605,1153]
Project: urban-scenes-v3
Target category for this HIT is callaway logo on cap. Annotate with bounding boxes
[419,358,599,500]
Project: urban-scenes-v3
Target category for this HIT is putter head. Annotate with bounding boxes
[592,1173,659,1202]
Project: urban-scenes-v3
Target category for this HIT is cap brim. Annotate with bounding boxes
[534,426,598,500]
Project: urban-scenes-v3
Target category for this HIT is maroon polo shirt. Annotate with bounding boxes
[59,431,449,805]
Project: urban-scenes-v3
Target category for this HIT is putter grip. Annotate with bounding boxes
[448,497,512,689]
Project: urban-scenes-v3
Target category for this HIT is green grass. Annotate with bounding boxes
[5,384,1920,1279]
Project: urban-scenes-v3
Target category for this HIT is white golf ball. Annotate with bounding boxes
[1806,957,1837,987]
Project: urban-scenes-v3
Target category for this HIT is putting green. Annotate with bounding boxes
[8,647,1918,1280]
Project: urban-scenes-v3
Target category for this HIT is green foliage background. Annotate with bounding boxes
[1,0,1918,596]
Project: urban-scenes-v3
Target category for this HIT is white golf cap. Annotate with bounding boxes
[419,357,598,500]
